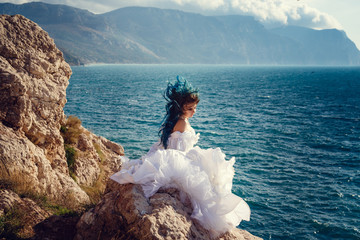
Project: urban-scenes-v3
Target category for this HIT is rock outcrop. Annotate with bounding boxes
[0,14,123,208]
[75,181,262,240]
[0,189,52,238]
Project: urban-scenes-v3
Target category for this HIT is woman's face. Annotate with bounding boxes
[182,102,197,119]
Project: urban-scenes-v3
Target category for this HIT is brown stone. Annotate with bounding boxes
[74,181,262,240]
[0,189,51,238]
[32,215,80,240]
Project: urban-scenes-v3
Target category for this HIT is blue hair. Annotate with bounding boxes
[159,76,199,149]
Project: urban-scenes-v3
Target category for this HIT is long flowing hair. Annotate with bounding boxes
[159,76,199,149]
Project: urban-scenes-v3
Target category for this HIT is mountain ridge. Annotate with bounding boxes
[1,2,359,65]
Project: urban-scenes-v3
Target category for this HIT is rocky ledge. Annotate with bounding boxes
[0,14,261,239]
[75,181,261,240]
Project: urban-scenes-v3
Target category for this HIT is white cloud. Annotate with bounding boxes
[165,0,343,29]
[285,4,342,29]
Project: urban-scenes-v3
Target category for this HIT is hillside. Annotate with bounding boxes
[1,2,359,65]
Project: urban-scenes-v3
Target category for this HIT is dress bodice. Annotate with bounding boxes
[147,127,200,155]
[167,127,199,152]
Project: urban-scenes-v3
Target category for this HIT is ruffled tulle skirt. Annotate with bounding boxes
[110,146,250,234]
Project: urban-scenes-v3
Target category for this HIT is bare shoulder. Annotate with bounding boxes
[172,119,187,133]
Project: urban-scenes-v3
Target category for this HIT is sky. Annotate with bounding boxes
[2,0,360,49]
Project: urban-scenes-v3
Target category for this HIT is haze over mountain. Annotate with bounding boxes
[1,2,359,65]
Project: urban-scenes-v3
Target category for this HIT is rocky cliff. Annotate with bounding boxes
[0,14,261,239]
[0,14,123,237]
[0,13,123,204]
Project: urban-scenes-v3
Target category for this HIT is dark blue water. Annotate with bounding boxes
[65,65,360,240]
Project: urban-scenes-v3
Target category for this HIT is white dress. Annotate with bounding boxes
[110,127,250,235]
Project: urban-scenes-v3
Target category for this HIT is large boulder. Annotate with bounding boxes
[0,14,69,162]
[75,181,262,240]
[0,14,123,207]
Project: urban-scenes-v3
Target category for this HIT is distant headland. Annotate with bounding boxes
[1,2,360,66]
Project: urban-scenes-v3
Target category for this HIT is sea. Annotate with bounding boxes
[64,64,360,240]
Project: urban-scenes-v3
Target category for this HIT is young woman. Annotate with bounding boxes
[110,76,250,235]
